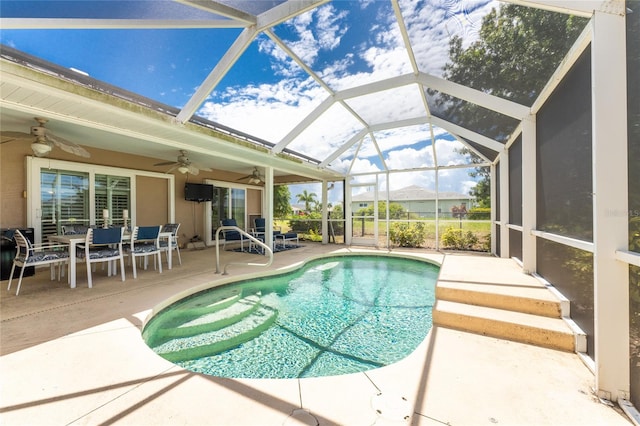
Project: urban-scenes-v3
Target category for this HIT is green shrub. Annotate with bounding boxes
[389,222,426,247]
[301,228,322,242]
[468,207,491,220]
[289,215,321,233]
[441,226,479,250]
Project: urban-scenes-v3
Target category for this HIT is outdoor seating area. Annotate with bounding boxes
[4,223,182,294]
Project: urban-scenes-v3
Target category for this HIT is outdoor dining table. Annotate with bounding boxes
[49,230,173,289]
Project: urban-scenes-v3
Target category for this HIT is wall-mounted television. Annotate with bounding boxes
[184,183,214,202]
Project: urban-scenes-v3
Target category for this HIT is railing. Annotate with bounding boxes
[214,226,273,275]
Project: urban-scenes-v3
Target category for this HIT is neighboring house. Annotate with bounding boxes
[290,204,305,215]
[351,185,474,218]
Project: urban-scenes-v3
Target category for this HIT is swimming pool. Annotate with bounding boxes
[142,254,439,378]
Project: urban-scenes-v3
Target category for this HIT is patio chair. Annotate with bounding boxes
[253,217,282,236]
[7,229,70,295]
[77,227,126,288]
[254,217,298,249]
[221,218,245,251]
[159,223,182,268]
[127,225,162,279]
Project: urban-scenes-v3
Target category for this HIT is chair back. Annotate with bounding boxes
[220,218,242,241]
[161,223,180,236]
[88,227,123,245]
[12,230,31,260]
[254,218,266,233]
[221,218,238,227]
[135,226,161,242]
[62,224,88,235]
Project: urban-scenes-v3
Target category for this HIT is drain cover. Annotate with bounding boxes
[283,408,319,426]
[371,393,412,423]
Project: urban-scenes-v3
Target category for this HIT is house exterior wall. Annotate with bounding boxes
[0,141,242,244]
[351,198,470,217]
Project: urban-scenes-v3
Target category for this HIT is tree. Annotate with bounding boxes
[439,4,588,206]
[274,185,291,218]
[296,190,318,214]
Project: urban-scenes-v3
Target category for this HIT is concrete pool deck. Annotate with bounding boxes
[0,243,631,425]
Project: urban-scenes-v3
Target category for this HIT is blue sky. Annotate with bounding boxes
[0,0,496,201]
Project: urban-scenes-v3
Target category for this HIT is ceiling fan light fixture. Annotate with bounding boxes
[31,141,52,156]
[178,165,190,174]
[249,177,261,184]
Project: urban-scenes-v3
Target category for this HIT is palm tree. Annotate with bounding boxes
[296,190,317,214]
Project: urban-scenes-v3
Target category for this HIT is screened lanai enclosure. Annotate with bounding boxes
[0,0,638,415]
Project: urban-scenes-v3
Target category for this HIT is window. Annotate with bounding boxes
[40,169,89,239]
[95,174,131,227]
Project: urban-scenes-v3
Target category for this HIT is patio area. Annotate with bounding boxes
[0,244,630,425]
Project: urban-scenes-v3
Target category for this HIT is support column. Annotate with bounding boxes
[345,180,352,246]
[264,167,274,249]
[592,10,629,402]
[321,180,329,245]
[522,115,537,274]
[499,151,510,258]
[490,162,497,255]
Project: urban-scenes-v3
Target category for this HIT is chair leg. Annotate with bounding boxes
[175,245,182,265]
[119,256,126,282]
[131,255,138,279]
[15,265,27,296]
[157,252,162,274]
[86,259,93,288]
[7,263,17,291]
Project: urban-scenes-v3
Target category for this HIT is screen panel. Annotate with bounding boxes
[536,47,592,242]
[537,238,594,357]
[509,228,522,261]
[509,135,523,226]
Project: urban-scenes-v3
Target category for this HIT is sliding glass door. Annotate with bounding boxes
[27,157,173,243]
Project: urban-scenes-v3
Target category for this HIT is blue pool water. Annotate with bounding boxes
[142,255,438,378]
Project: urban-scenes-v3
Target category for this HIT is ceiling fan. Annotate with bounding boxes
[0,117,91,158]
[237,167,264,184]
[153,150,212,175]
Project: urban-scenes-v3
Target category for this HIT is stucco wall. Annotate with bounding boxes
[0,141,250,242]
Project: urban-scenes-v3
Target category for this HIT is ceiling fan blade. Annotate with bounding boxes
[191,163,212,172]
[236,174,252,181]
[154,160,179,166]
[0,131,31,144]
[165,164,180,174]
[45,132,91,158]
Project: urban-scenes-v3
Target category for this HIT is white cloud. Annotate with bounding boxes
[197,1,492,195]
[400,0,497,75]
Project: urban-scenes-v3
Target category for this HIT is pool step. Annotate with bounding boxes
[153,305,278,363]
[161,290,242,324]
[154,294,262,341]
[432,300,578,352]
[433,257,585,353]
[436,280,562,318]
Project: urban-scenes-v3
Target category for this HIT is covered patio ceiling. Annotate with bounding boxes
[0,0,598,185]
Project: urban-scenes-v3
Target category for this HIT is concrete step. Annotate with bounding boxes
[436,280,563,318]
[432,300,577,352]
